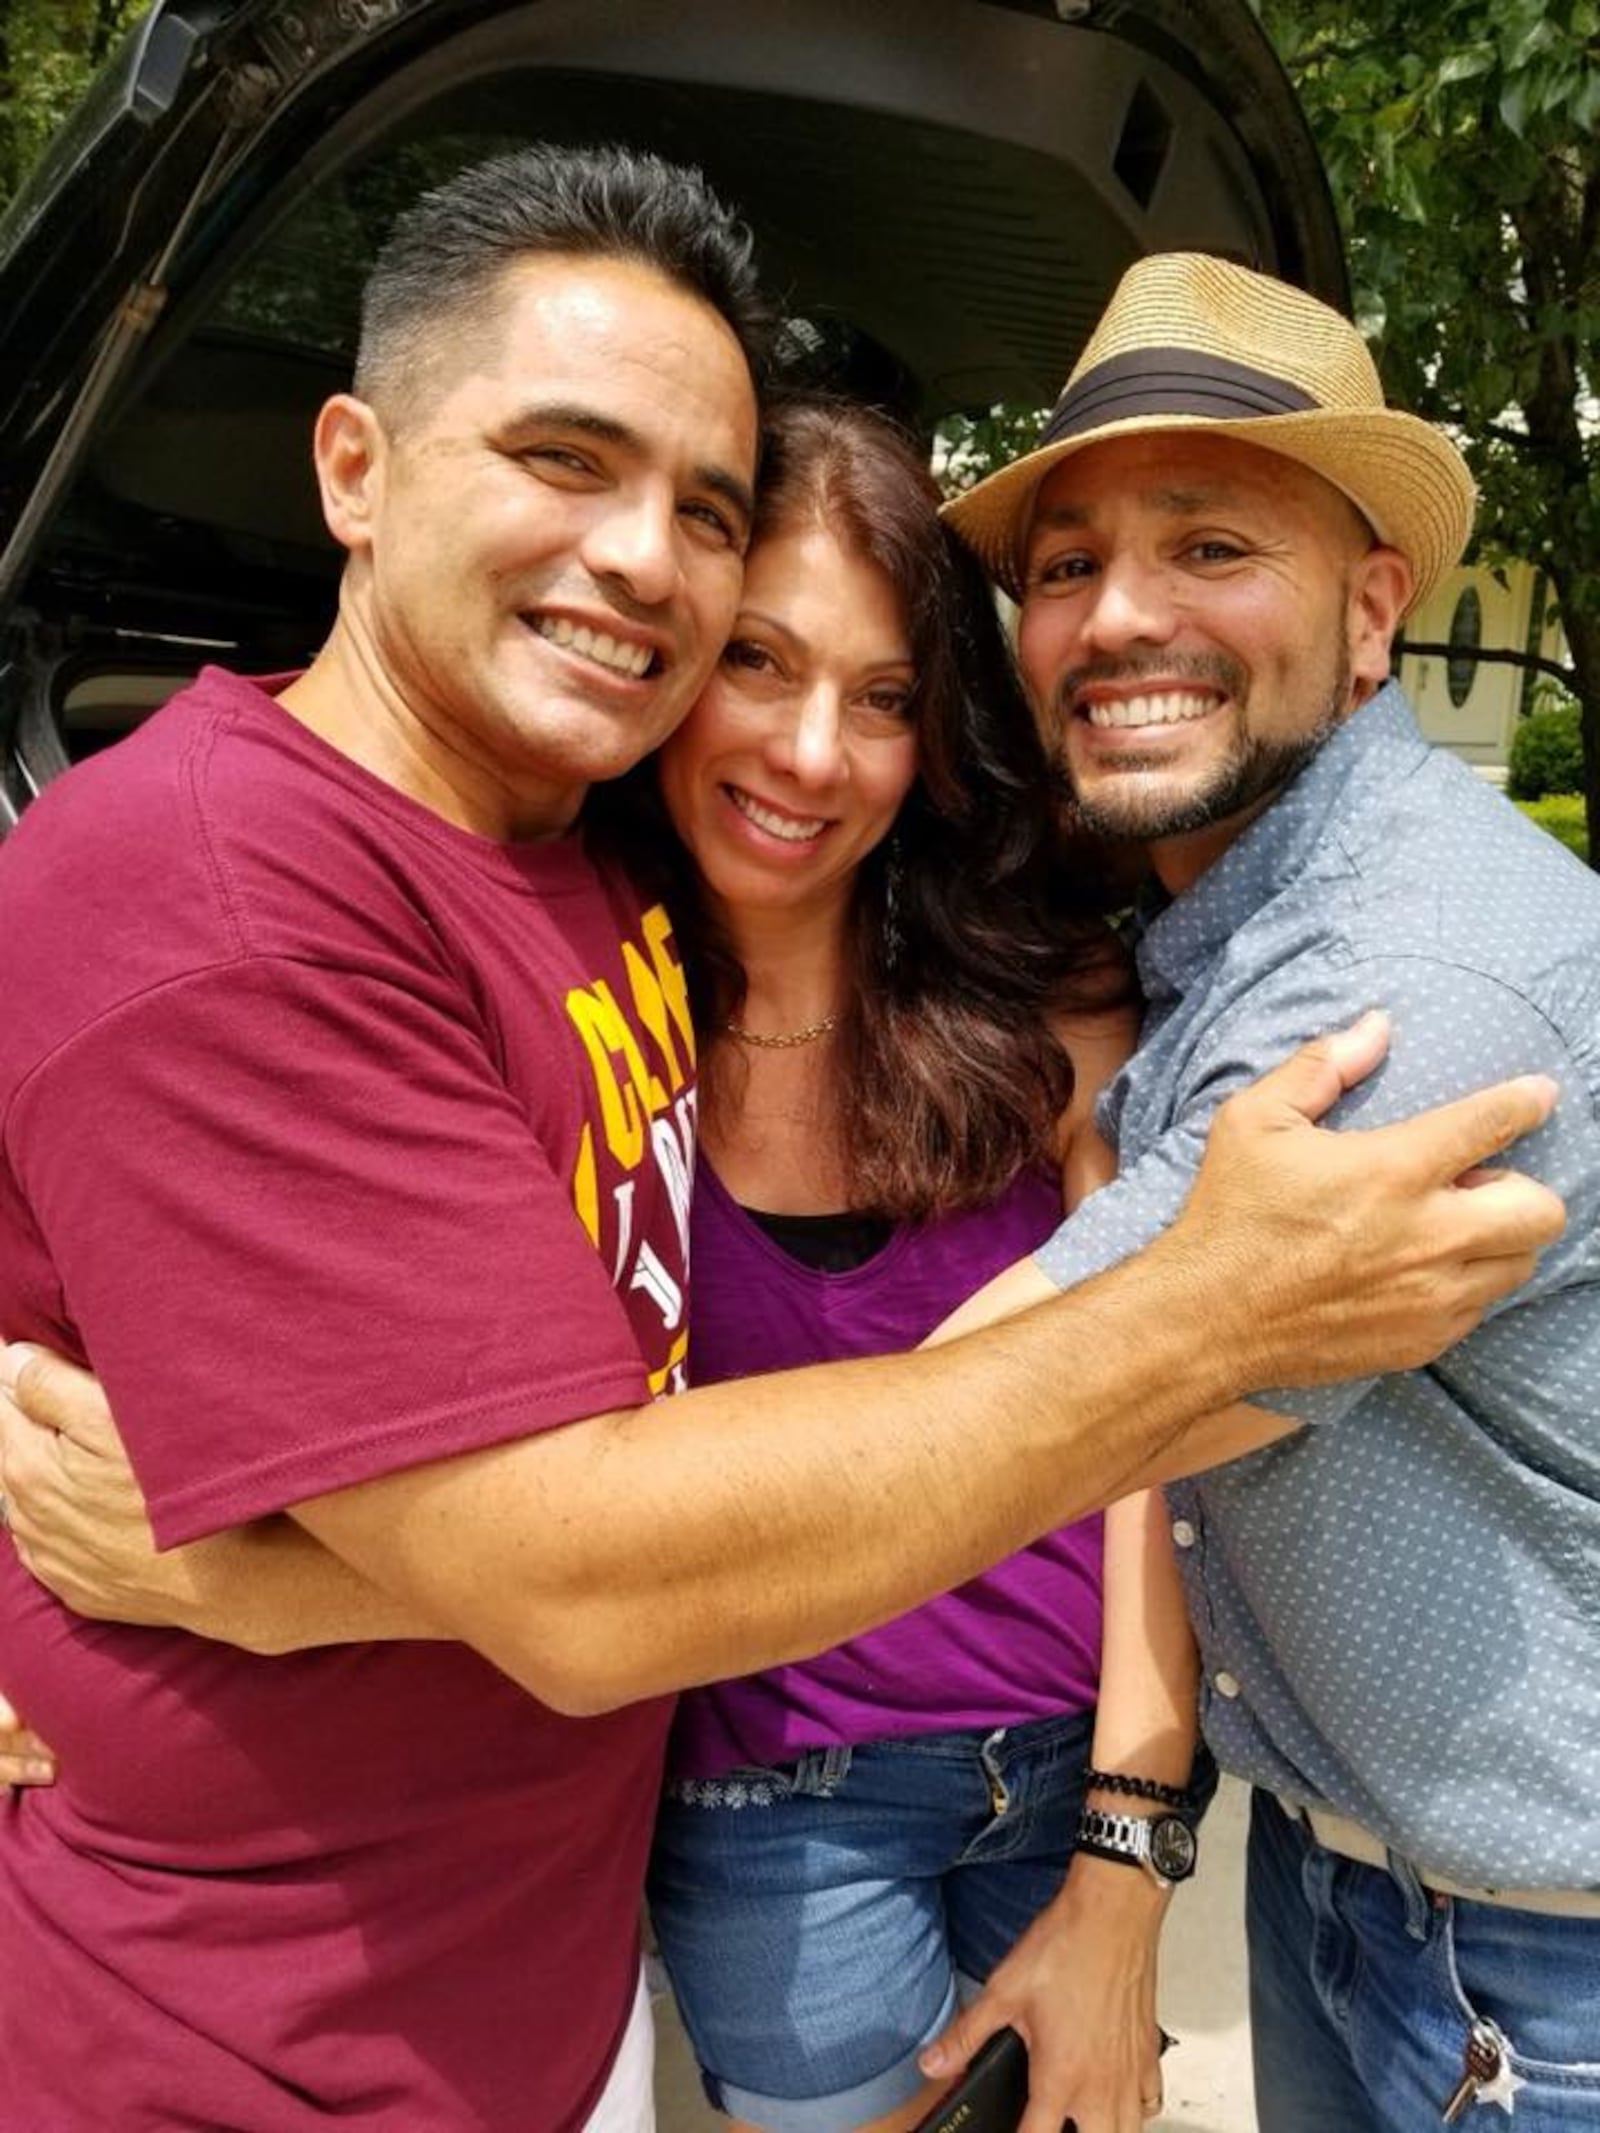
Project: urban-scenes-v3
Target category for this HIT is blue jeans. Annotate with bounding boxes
[648,1712,1095,2132]
[1248,1790,1600,2130]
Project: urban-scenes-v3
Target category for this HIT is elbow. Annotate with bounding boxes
[534,1673,653,1719]
[490,1602,683,1718]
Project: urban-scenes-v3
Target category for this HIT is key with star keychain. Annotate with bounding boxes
[1441,2017,1523,2122]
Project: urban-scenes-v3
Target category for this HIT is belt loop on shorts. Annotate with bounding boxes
[1275,1794,1600,1919]
[797,1743,851,1797]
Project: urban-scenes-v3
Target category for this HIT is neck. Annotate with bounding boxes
[715,888,850,1035]
[281,618,579,843]
[699,886,855,1204]
[1149,798,1269,897]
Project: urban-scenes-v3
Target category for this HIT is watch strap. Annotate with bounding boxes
[1077,1805,1197,1886]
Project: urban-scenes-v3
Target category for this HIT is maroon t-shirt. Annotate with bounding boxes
[0,671,695,2129]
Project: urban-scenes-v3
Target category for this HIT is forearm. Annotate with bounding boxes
[1117,1399,1297,1491]
[12,1030,1561,1710]
[4,1251,1239,1680]
[301,1014,1565,1718]
[163,1520,446,1653]
[1090,1491,1198,1789]
[928,1253,1300,1486]
[294,1235,1253,1714]
[5,1498,446,1654]
[1051,1497,1199,1968]
[963,1494,1199,2124]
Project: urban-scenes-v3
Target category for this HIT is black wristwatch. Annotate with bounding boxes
[1077,1806,1198,1889]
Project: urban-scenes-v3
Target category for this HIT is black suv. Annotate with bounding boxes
[0,0,1343,833]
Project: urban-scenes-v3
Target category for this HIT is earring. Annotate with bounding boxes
[882,832,905,972]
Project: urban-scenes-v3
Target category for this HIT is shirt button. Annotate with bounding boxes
[1171,1519,1196,1549]
[1214,1671,1242,1699]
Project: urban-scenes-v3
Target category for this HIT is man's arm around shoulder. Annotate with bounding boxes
[288,1022,1559,1711]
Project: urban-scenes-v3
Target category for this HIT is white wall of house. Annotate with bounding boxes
[1400,561,1569,777]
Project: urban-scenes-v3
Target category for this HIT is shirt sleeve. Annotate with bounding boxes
[1033,949,1586,1427]
[7,955,650,1544]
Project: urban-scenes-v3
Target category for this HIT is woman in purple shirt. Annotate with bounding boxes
[605,398,1201,2133]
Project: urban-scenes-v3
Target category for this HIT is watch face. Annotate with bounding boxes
[1150,1816,1197,1881]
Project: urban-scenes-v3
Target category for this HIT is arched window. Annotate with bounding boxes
[1446,586,1483,708]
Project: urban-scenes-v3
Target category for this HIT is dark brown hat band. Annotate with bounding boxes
[1041,347,1319,447]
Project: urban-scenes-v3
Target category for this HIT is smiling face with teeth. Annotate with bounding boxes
[655,516,920,931]
[1016,432,1412,889]
[296,252,758,839]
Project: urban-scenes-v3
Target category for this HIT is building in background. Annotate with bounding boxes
[1402,562,1572,782]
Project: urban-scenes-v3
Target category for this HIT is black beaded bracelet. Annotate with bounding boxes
[1083,1766,1193,1810]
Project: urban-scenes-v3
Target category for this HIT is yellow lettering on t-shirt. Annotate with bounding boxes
[571,1123,600,1250]
[621,943,688,1098]
[567,982,648,1169]
[646,1326,690,1399]
[641,905,695,1065]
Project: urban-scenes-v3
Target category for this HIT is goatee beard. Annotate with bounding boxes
[1058,650,1350,847]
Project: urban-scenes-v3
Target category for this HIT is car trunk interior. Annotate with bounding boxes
[0,0,1342,825]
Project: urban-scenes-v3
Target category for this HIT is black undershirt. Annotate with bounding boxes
[744,1204,892,1273]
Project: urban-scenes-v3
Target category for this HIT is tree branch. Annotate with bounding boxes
[1399,641,1576,690]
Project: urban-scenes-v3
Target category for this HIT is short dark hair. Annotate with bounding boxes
[592,395,1130,1221]
[354,143,773,412]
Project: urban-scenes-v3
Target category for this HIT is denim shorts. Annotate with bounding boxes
[1248,1789,1600,2131]
[646,1710,1094,2132]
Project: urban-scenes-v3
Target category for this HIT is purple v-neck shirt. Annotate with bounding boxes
[669,1160,1105,1778]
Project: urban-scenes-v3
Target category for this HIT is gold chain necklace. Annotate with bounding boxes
[722,1013,839,1050]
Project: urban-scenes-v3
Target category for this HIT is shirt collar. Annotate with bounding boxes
[1134,683,1430,1001]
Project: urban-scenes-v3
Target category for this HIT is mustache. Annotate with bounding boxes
[1054,650,1248,712]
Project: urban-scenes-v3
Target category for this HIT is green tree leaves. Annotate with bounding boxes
[1260,0,1599,858]
[0,0,150,208]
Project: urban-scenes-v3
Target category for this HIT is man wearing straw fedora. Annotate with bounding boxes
[932,253,1600,2129]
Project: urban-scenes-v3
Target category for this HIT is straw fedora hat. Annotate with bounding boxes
[942,252,1475,614]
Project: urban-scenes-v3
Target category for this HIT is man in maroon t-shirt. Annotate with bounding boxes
[0,147,1562,2130]
[0,142,763,2133]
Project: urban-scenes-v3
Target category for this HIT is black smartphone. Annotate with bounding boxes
[912,2026,1030,2133]
[910,2020,1171,2133]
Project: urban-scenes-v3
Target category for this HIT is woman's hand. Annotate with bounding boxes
[918,1852,1171,2133]
[0,1690,55,1787]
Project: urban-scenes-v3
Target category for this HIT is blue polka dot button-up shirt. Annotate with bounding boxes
[1036,684,1600,1889]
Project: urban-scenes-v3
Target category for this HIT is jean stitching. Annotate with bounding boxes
[1303,1845,1362,2027]
[1384,1848,1433,1941]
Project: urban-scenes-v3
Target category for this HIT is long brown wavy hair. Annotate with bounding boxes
[588,396,1129,1222]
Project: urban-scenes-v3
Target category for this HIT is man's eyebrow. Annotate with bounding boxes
[503,401,754,533]
[500,401,637,451]
[1032,496,1100,537]
[1029,499,1092,534]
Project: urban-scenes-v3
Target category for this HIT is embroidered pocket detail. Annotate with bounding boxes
[664,1772,786,1809]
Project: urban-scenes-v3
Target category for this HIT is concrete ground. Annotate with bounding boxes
[655,1775,1256,2132]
